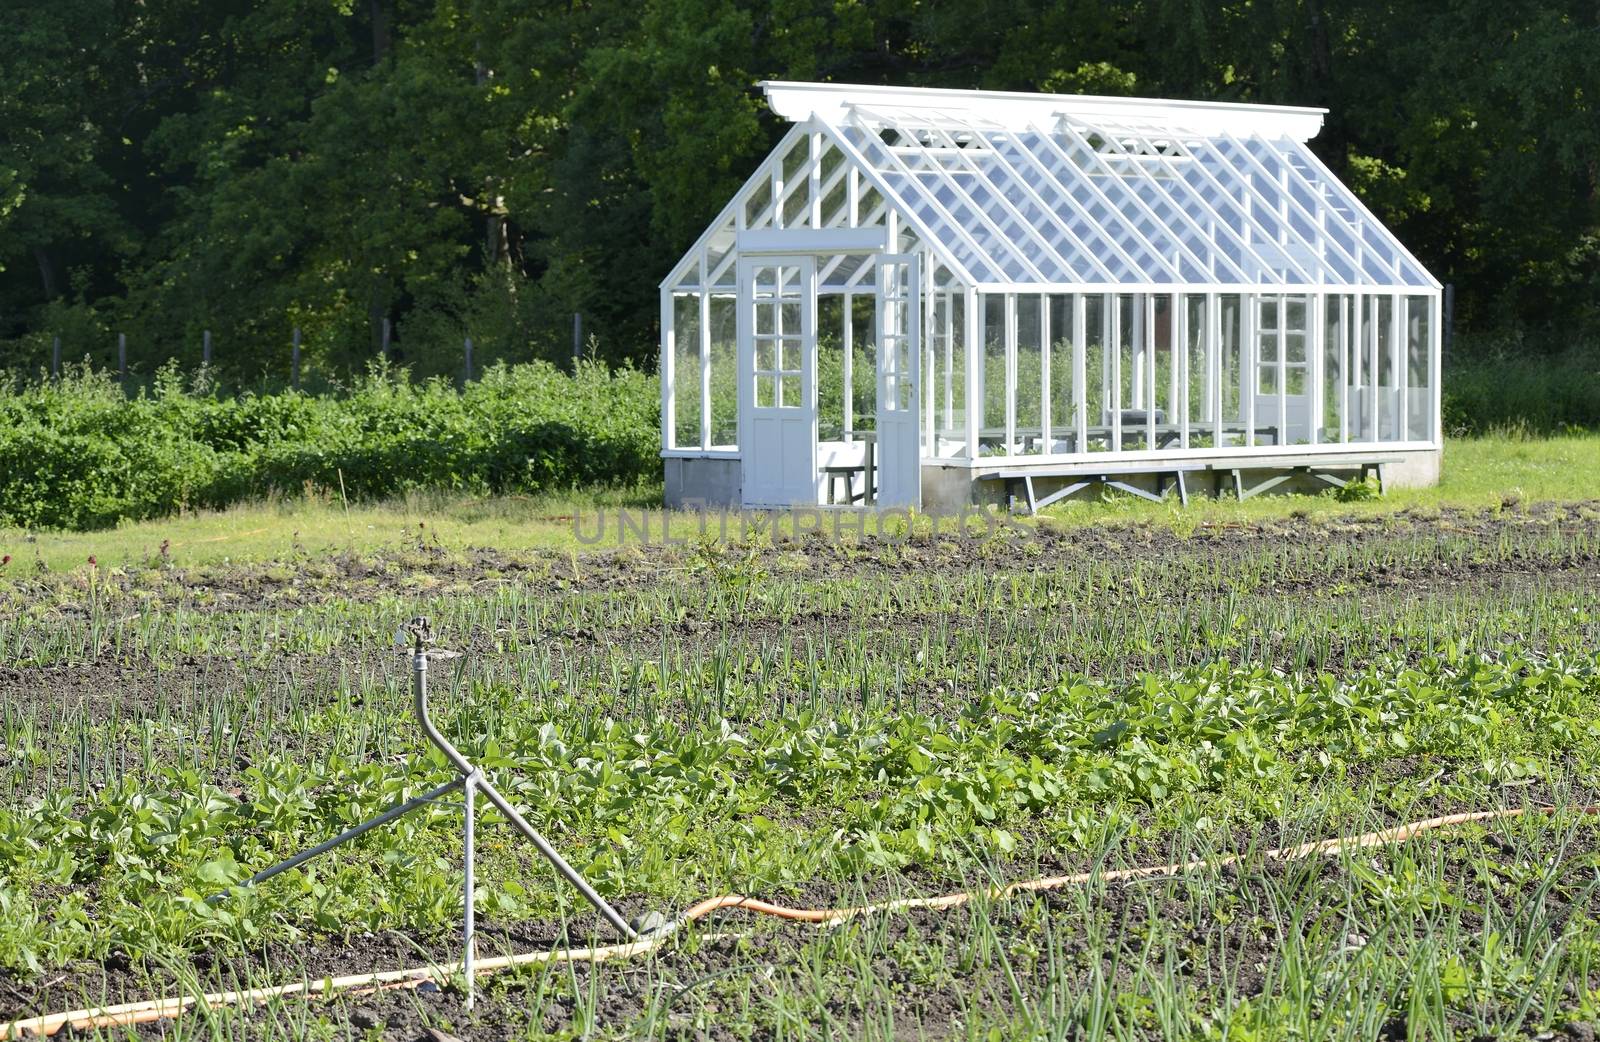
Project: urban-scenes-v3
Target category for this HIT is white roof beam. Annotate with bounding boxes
[1062,119,1251,285]
[1118,140,1278,286]
[1011,127,1156,283]
[843,112,1032,282]
[1166,136,1315,284]
[867,111,1051,282]
[660,123,811,290]
[1283,140,1438,288]
[1033,121,1186,283]
[815,120,977,286]
[761,81,1327,142]
[818,199,890,284]
[1213,132,1368,284]
[916,119,1082,283]
[971,127,1122,283]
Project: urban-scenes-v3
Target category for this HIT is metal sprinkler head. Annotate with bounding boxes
[395,615,434,653]
[219,606,640,1006]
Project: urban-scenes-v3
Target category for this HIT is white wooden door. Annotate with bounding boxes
[1253,294,1311,445]
[875,253,921,509]
[738,256,819,507]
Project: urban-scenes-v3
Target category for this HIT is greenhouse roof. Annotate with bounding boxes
[735,82,1437,291]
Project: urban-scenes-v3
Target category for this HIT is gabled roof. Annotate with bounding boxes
[662,82,1437,292]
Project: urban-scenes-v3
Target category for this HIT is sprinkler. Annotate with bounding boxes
[211,615,662,1008]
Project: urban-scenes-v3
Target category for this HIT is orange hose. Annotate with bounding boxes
[4,804,1592,1038]
[675,807,1590,925]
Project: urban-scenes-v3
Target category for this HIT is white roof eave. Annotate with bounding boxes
[760,80,1326,144]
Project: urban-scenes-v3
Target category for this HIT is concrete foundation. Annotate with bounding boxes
[671,447,1440,512]
[663,456,741,509]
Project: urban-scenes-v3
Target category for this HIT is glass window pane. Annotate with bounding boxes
[851,294,875,433]
[1286,298,1307,360]
[745,179,773,228]
[1259,365,1278,395]
[1152,295,1177,451]
[1117,294,1139,450]
[1378,296,1400,441]
[1354,296,1375,441]
[1219,294,1246,446]
[1048,295,1076,452]
[937,292,967,457]
[818,295,845,442]
[1406,295,1433,441]
[709,296,738,447]
[925,291,944,454]
[1016,295,1043,454]
[980,294,1006,454]
[1323,294,1345,443]
[672,295,702,449]
[1084,294,1108,452]
[782,180,810,227]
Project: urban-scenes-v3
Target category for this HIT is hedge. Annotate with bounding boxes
[0,361,660,530]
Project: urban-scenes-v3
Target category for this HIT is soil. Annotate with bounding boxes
[7,814,1597,1040]
[4,501,1597,617]
[3,505,1600,1038]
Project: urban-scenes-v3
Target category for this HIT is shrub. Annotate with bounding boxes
[0,360,660,530]
[1443,335,1600,435]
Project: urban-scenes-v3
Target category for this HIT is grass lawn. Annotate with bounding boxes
[2,433,1598,576]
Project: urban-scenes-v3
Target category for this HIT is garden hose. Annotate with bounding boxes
[4,804,1594,1038]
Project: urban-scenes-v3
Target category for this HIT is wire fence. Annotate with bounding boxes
[31,313,593,393]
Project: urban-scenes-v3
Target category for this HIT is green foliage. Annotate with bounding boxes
[1,512,1598,1033]
[0,645,1595,969]
[2,0,1597,373]
[1444,335,1600,435]
[0,361,660,530]
[1331,475,1382,502]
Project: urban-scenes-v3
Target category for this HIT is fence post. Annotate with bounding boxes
[292,327,302,390]
[1442,283,1454,370]
[464,336,474,383]
[118,333,127,384]
[203,329,212,367]
[52,336,60,379]
[382,317,391,362]
[572,312,582,366]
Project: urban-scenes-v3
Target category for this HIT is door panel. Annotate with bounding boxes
[875,254,921,509]
[738,257,819,507]
[1252,294,1311,446]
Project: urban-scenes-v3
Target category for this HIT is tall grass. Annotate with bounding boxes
[1444,334,1600,435]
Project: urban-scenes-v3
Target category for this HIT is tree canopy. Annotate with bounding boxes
[1,0,1596,379]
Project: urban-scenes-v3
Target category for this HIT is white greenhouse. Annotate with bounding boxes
[659,81,1441,512]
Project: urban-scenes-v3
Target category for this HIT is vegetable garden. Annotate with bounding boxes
[1,502,1599,1038]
